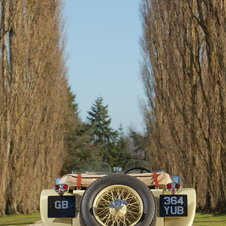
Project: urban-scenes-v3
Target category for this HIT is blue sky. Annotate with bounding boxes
[64,0,145,133]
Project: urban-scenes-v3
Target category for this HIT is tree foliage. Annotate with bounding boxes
[87,97,118,145]
[61,97,134,175]
[87,97,132,168]
[61,123,102,175]
[140,0,226,211]
[114,125,133,169]
[87,97,118,166]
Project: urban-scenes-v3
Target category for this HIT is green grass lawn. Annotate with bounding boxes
[0,212,226,226]
[0,212,41,226]
[194,212,226,226]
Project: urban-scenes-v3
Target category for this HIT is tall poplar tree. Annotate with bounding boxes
[140,0,226,211]
[0,0,74,215]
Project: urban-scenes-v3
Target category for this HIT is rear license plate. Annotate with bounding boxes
[48,196,75,218]
[160,195,187,217]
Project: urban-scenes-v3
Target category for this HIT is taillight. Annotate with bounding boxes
[166,183,172,190]
[54,184,69,195]
[175,183,181,190]
[63,184,68,190]
[54,185,60,191]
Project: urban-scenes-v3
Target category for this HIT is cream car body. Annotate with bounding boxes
[40,161,196,226]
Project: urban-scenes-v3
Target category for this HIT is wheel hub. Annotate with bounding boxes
[109,199,127,209]
[109,199,127,217]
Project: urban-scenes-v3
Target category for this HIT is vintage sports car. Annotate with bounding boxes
[40,160,196,226]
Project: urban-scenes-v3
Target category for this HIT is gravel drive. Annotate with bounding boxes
[27,220,43,226]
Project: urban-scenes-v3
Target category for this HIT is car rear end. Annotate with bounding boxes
[40,187,196,226]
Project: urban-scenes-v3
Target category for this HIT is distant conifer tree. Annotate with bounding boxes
[87,97,118,166]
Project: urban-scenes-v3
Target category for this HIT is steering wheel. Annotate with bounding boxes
[124,167,151,174]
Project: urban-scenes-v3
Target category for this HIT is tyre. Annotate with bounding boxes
[79,174,156,226]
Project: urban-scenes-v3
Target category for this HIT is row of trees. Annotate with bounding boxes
[4,0,224,215]
[0,0,79,215]
[139,0,226,211]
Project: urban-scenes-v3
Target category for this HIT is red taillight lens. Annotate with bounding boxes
[54,185,59,190]
[63,184,68,190]
[166,183,172,190]
[175,183,181,189]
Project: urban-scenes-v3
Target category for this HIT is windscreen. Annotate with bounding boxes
[84,161,111,174]
[125,160,152,173]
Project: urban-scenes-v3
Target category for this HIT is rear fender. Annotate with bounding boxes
[151,188,196,226]
[40,189,84,226]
